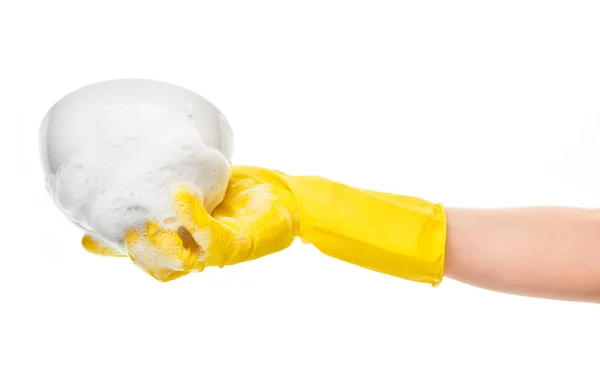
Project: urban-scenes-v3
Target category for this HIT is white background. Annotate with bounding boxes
[2,1,600,364]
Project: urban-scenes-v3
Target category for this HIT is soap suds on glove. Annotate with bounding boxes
[46,102,231,253]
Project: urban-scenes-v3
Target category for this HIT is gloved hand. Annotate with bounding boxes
[82,165,447,286]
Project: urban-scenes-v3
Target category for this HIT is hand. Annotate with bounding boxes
[83,166,298,282]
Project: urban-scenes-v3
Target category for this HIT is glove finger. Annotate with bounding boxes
[174,187,244,267]
[124,220,206,282]
[81,235,127,257]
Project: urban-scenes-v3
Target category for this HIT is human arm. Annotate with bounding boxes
[444,206,600,303]
[82,164,600,304]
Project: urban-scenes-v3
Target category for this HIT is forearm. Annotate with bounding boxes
[443,206,600,302]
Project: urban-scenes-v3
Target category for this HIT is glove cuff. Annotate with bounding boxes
[285,175,447,286]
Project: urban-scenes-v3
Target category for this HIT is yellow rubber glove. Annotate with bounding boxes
[82,165,446,286]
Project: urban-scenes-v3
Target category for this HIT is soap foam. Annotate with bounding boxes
[46,102,231,253]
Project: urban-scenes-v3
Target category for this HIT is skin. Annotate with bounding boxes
[443,206,600,303]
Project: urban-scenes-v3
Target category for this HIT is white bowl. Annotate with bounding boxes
[39,78,234,177]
